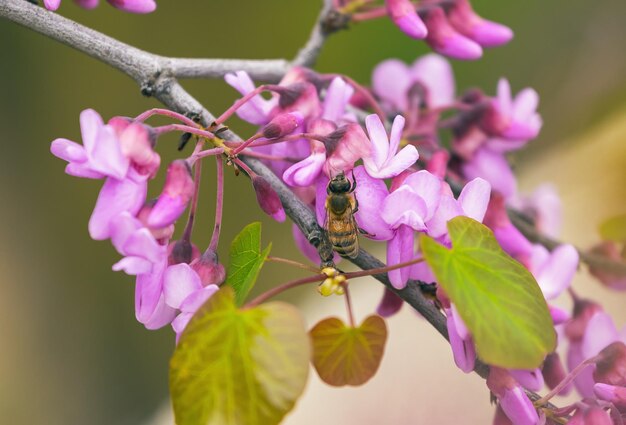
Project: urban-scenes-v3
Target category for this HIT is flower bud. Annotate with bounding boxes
[276,82,321,119]
[421,7,483,60]
[542,352,572,395]
[446,0,513,47]
[252,175,286,222]
[588,242,626,290]
[487,367,539,425]
[168,239,200,266]
[190,249,226,287]
[594,383,626,409]
[261,112,304,139]
[147,160,195,228]
[594,342,626,386]
[385,0,428,39]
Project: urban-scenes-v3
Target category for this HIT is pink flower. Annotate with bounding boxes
[482,79,542,142]
[51,109,129,180]
[487,368,540,425]
[529,244,579,301]
[385,0,427,39]
[252,175,286,222]
[446,305,476,373]
[372,54,455,112]
[363,114,419,179]
[224,71,276,125]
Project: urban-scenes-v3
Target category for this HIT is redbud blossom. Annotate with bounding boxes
[487,367,539,425]
[566,406,613,425]
[147,160,195,228]
[109,117,160,178]
[190,249,226,287]
[261,112,304,139]
[252,175,286,222]
[44,0,156,13]
[385,0,428,39]
[421,7,483,60]
[446,0,513,47]
[363,114,419,179]
[542,352,572,395]
[593,342,626,387]
[594,382,626,409]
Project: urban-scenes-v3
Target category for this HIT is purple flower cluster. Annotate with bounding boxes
[51,109,223,339]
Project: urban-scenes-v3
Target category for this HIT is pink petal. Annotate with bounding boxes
[147,194,187,228]
[425,195,462,239]
[121,228,164,263]
[567,342,596,397]
[109,211,143,254]
[458,177,491,222]
[79,109,104,154]
[497,78,513,116]
[470,21,513,47]
[88,125,129,180]
[509,369,544,392]
[446,308,476,373]
[535,244,578,300]
[43,0,62,10]
[387,225,414,289]
[135,260,166,325]
[409,258,436,282]
[404,170,442,220]
[51,138,87,162]
[224,71,273,125]
[352,166,395,240]
[371,59,413,112]
[581,312,619,359]
[180,285,220,313]
[364,114,390,169]
[322,77,354,122]
[377,288,404,317]
[88,175,147,240]
[386,0,427,39]
[462,148,517,199]
[494,223,533,260]
[163,264,203,309]
[283,151,325,187]
[381,186,428,231]
[143,294,177,330]
[112,256,153,275]
[549,305,570,325]
[500,386,539,425]
[411,54,456,108]
[65,163,105,179]
[387,115,405,157]
[371,145,419,179]
[107,0,156,13]
[450,304,469,339]
[512,88,539,121]
[315,175,329,227]
[172,312,193,337]
[293,223,322,264]
[75,0,99,9]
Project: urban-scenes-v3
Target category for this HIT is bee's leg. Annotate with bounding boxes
[358,227,375,237]
[349,169,357,193]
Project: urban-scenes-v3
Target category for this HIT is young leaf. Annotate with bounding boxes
[170,287,310,425]
[599,214,626,243]
[225,222,271,305]
[420,216,556,369]
[309,315,387,386]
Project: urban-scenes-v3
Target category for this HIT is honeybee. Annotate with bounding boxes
[325,172,361,259]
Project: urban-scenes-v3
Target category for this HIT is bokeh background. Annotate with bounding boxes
[1,0,626,424]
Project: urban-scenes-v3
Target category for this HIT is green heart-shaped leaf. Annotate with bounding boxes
[310,315,387,386]
[170,288,310,425]
[420,216,556,369]
[225,222,271,305]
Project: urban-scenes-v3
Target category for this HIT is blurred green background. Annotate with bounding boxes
[1,1,626,424]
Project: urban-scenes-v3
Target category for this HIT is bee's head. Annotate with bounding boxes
[327,172,351,194]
